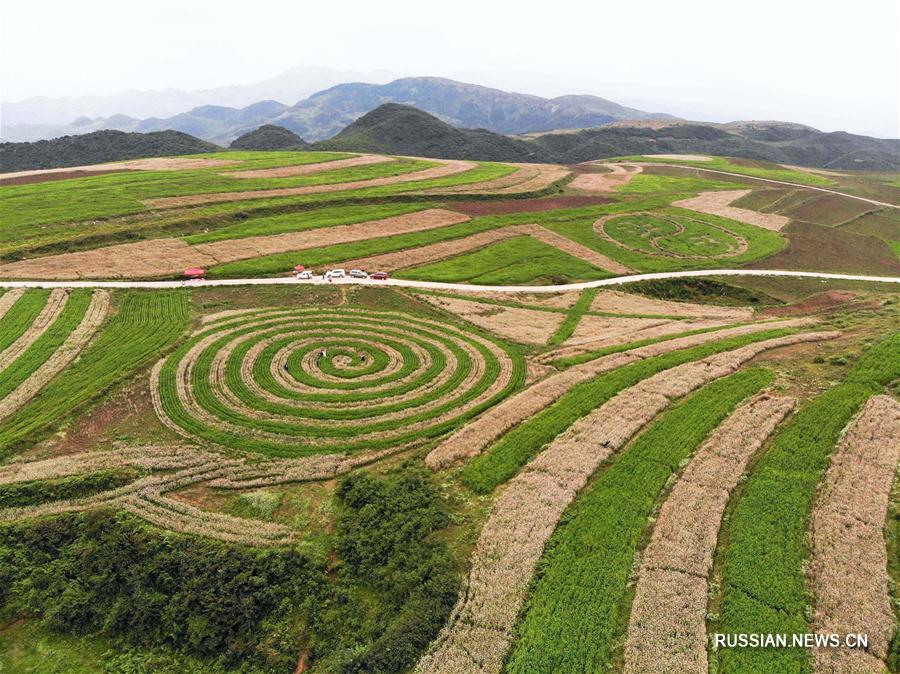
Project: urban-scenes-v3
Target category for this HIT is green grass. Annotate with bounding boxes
[619,156,834,186]
[547,288,599,345]
[183,202,433,244]
[399,236,612,285]
[0,291,189,455]
[715,332,900,673]
[547,206,785,273]
[604,213,745,257]
[0,290,50,353]
[461,327,797,494]
[0,290,92,401]
[617,173,746,195]
[505,369,773,673]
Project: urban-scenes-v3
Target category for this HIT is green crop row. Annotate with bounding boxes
[547,288,600,345]
[183,202,432,244]
[506,368,773,673]
[0,290,92,401]
[156,310,524,456]
[0,291,189,455]
[714,332,900,673]
[461,327,797,494]
[551,321,747,368]
[399,236,613,285]
[613,156,833,186]
[0,290,49,353]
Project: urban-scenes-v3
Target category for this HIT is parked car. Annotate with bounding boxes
[296,270,313,280]
[370,271,389,280]
[326,269,346,279]
[349,269,368,278]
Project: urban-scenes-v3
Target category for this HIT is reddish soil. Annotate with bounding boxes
[452,195,612,216]
[760,291,857,317]
[0,168,131,186]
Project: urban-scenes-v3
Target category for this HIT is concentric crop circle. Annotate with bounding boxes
[154,308,521,457]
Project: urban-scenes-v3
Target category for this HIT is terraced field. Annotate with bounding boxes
[0,148,897,673]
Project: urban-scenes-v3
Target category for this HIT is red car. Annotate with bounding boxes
[370,271,389,280]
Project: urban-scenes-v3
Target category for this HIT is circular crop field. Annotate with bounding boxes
[600,213,747,258]
[153,308,522,457]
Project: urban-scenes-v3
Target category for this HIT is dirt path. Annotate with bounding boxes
[143,159,479,209]
[623,394,795,674]
[672,190,791,231]
[809,394,900,672]
[0,156,242,183]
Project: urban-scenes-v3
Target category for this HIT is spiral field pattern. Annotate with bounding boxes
[154,308,522,457]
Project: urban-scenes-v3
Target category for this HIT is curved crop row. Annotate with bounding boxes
[714,332,900,673]
[503,369,774,673]
[0,291,189,454]
[417,331,836,674]
[154,308,522,457]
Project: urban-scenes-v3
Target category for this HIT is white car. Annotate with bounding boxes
[326,269,346,279]
[296,270,313,280]
[349,269,368,278]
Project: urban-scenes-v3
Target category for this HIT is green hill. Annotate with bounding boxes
[230,124,307,150]
[313,103,545,161]
[0,130,220,172]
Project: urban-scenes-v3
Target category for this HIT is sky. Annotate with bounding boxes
[2,0,898,137]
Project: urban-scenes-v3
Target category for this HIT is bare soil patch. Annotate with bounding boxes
[759,291,857,317]
[810,395,900,670]
[224,154,391,179]
[673,190,791,231]
[421,295,564,344]
[143,159,478,209]
[568,163,642,193]
[0,156,241,183]
[591,290,754,320]
[451,195,612,216]
[0,168,131,186]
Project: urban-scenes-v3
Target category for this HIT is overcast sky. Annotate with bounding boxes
[2,0,898,137]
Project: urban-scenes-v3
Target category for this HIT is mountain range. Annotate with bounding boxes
[0,66,398,131]
[1,77,673,145]
[5,102,896,173]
